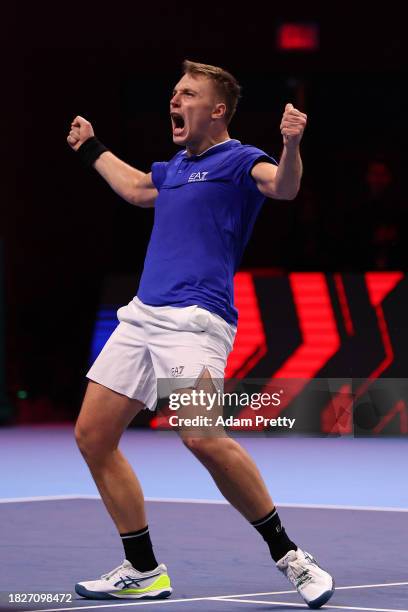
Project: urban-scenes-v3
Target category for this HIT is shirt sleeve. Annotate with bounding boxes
[151,161,169,191]
[232,146,278,193]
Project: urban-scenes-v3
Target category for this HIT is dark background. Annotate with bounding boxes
[1,2,407,421]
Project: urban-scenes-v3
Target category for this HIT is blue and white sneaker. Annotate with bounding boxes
[75,560,172,600]
[276,548,335,609]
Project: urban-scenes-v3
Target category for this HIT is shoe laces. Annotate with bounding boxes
[286,556,314,589]
[101,562,129,581]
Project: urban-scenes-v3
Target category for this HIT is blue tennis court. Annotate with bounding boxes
[1,427,408,611]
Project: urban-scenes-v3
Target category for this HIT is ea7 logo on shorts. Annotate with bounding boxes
[170,366,185,377]
[188,172,208,182]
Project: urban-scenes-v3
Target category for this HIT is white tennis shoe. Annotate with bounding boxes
[276,548,335,609]
[75,560,172,600]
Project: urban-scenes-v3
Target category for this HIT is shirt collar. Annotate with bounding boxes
[183,139,240,160]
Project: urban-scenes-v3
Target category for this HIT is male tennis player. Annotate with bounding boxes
[67,61,334,608]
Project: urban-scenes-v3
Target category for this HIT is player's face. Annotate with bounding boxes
[170,74,222,147]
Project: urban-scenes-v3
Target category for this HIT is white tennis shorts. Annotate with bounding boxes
[86,297,237,411]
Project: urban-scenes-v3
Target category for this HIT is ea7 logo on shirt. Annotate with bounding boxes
[171,366,185,377]
[188,172,209,182]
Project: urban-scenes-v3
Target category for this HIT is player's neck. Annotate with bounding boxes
[186,131,230,157]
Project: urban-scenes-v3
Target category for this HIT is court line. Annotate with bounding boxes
[214,598,408,612]
[215,581,408,598]
[22,595,254,612]
[336,582,408,591]
[149,499,408,512]
[23,582,408,612]
[0,495,92,504]
[1,495,408,512]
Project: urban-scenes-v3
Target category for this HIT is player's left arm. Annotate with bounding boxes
[251,103,307,200]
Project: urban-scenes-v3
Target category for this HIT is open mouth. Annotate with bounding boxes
[171,112,186,135]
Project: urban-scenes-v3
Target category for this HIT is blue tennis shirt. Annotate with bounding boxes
[137,139,277,326]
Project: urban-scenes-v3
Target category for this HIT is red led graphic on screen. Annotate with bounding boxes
[151,272,406,435]
[224,272,267,379]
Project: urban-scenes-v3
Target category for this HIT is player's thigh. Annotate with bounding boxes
[75,380,144,453]
[170,368,227,445]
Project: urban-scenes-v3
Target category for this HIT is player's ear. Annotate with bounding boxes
[212,102,226,121]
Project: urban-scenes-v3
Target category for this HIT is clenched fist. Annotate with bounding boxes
[67,116,94,151]
[280,103,307,147]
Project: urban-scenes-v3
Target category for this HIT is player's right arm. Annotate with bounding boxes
[93,152,158,208]
[67,115,158,208]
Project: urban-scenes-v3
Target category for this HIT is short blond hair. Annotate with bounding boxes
[182,60,242,125]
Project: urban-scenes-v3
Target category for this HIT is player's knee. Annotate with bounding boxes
[74,420,112,462]
[74,420,91,456]
[182,436,198,453]
[182,436,222,458]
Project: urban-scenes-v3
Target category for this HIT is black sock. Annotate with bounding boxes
[120,526,158,572]
[251,508,297,562]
